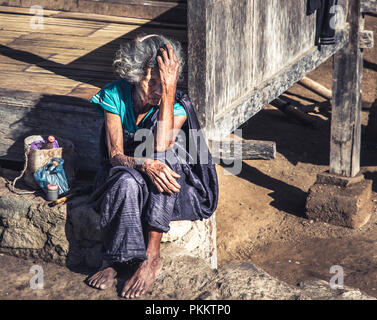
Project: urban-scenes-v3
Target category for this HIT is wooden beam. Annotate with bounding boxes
[209,138,276,161]
[330,0,363,177]
[298,76,333,100]
[361,0,377,13]
[271,97,316,126]
[187,0,207,132]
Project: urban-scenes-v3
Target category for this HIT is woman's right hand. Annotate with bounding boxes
[141,158,181,194]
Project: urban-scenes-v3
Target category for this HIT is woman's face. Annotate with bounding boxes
[136,67,162,107]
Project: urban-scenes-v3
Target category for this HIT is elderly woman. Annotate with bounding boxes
[86,34,218,299]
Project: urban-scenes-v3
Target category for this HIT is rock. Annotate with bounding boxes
[161,220,192,242]
[213,264,375,300]
[1,226,46,249]
[306,173,373,229]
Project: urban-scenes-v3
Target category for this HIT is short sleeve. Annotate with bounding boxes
[90,87,119,116]
[173,102,187,116]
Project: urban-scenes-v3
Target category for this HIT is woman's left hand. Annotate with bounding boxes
[156,44,180,91]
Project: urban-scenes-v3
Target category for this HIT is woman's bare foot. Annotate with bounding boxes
[87,261,117,290]
[121,254,162,299]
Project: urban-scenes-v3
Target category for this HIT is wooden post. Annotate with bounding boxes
[187,0,209,134]
[330,0,363,177]
[187,0,217,269]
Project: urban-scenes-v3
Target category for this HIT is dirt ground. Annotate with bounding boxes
[0,14,376,300]
[216,13,377,298]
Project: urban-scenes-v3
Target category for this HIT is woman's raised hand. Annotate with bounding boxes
[156,43,180,91]
[141,158,181,194]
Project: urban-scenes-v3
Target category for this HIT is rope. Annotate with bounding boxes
[5,136,75,195]
[6,146,38,195]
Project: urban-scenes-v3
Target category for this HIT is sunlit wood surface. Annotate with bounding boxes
[0,6,187,100]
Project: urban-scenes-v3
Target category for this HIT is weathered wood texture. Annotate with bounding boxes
[0,0,187,23]
[330,0,363,177]
[0,89,103,171]
[361,0,377,12]
[298,76,333,100]
[188,0,349,139]
[0,7,188,99]
[0,7,190,169]
[211,28,348,138]
[209,138,276,161]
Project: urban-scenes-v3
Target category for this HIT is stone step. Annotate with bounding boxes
[0,172,216,269]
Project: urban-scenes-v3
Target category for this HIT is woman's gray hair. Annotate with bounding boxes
[113,34,185,84]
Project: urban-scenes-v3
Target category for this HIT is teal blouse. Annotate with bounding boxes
[90,79,187,134]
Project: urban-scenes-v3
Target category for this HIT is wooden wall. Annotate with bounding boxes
[189,0,349,138]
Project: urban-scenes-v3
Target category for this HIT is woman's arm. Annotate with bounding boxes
[154,44,185,152]
[104,110,182,194]
[105,110,144,170]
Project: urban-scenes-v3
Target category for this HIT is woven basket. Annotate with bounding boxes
[22,135,77,190]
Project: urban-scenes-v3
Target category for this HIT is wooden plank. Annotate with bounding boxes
[0,30,29,44]
[0,13,108,28]
[27,60,114,73]
[23,65,115,79]
[330,0,363,177]
[0,62,28,71]
[15,0,187,23]
[0,14,105,36]
[0,4,187,26]
[209,138,276,161]
[1,44,92,60]
[47,51,118,64]
[0,5,60,16]
[0,53,32,66]
[92,23,187,42]
[0,71,94,95]
[67,84,102,100]
[9,33,121,50]
[0,1,20,7]
[52,9,186,29]
[361,0,377,12]
[298,76,333,100]
[11,27,187,50]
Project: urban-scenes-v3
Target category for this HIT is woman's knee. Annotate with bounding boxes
[115,171,139,191]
